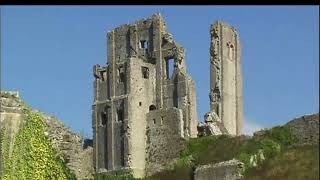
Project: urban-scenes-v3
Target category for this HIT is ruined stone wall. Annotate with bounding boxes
[92,15,162,177]
[43,113,93,179]
[162,73,198,137]
[187,77,199,137]
[93,14,199,178]
[209,21,243,135]
[127,57,156,177]
[145,108,186,176]
[194,159,244,180]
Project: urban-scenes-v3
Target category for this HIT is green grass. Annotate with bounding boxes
[95,174,135,180]
[95,125,318,180]
[244,144,319,180]
[183,135,242,165]
[146,135,245,180]
[145,125,319,180]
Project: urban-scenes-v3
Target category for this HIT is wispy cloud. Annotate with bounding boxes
[243,117,264,136]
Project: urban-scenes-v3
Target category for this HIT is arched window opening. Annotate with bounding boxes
[101,111,108,126]
[118,66,125,83]
[140,40,148,49]
[166,58,175,79]
[141,67,149,79]
[117,109,124,122]
[149,105,156,111]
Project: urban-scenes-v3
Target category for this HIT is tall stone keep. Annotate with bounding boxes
[92,14,198,178]
[208,21,243,135]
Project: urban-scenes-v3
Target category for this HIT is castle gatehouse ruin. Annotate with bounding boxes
[92,14,243,178]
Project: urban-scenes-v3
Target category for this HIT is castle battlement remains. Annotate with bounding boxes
[92,14,243,178]
[92,14,198,178]
[201,21,244,136]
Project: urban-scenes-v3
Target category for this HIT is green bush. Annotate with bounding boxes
[237,152,252,172]
[172,155,195,169]
[260,126,296,147]
[260,138,280,159]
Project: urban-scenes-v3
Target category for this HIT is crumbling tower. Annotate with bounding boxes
[92,14,198,178]
[206,21,244,135]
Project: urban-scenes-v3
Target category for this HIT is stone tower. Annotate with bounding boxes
[207,21,243,135]
[92,14,198,178]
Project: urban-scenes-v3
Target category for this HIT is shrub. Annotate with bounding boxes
[260,126,296,147]
[260,138,280,159]
[173,155,195,169]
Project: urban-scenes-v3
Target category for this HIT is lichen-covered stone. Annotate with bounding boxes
[194,159,244,180]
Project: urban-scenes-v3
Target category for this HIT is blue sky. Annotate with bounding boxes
[1,6,319,137]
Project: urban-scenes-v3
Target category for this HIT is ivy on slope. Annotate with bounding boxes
[1,127,11,177]
[3,107,76,180]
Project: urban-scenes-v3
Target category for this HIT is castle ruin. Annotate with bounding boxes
[92,14,243,178]
[92,14,198,178]
[202,21,244,136]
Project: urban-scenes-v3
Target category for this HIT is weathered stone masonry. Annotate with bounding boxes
[92,14,199,178]
[203,21,244,136]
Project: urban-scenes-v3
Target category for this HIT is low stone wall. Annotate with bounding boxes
[194,159,244,180]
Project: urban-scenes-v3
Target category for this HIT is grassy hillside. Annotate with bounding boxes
[245,144,319,180]
[145,125,319,180]
[95,122,319,180]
